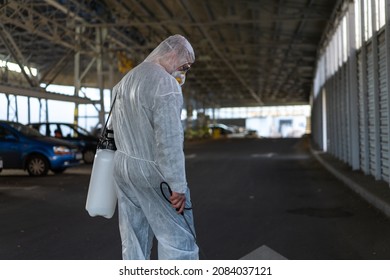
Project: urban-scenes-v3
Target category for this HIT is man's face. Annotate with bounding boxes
[172,63,192,86]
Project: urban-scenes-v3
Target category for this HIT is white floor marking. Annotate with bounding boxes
[240,245,288,260]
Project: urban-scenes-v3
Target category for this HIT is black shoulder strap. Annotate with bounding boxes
[101,92,118,137]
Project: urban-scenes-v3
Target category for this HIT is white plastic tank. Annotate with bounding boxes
[86,148,117,218]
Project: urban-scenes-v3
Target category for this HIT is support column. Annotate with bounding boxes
[322,89,327,152]
[6,94,9,121]
[385,0,390,185]
[45,99,49,122]
[96,27,105,126]
[108,43,114,102]
[14,95,18,122]
[39,98,42,122]
[371,0,381,180]
[360,0,370,175]
[74,26,81,126]
[6,94,18,122]
[348,2,360,170]
[28,97,31,124]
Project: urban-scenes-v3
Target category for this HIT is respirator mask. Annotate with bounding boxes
[172,63,191,86]
[172,71,186,86]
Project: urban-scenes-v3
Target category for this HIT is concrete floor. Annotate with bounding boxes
[1,137,390,260]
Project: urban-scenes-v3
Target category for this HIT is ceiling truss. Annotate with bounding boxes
[0,0,339,108]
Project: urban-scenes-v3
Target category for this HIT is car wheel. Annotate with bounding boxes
[26,155,49,176]
[83,149,95,164]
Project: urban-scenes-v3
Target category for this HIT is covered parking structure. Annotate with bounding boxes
[2,0,390,184]
[3,0,390,261]
[2,0,390,197]
[0,0,337,122]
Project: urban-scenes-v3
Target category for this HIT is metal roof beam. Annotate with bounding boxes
[0,23,39,87]
[0,2,95,52]
[0,84,94,104]
[76,16,330,28]
[178,0,262,105]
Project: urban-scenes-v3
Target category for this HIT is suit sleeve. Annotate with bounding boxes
[153,91,187,193]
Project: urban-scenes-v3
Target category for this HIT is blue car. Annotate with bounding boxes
[0,121,82,176]
[28,122,98,164]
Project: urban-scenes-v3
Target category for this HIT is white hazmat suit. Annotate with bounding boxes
[111,35,199,260]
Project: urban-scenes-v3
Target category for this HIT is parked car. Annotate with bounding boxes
[208,123,235,136]
[28,122,98,164]
[244,129,258,138]
[0,121,82,176]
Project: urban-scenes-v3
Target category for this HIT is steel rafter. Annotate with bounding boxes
[0,0,339,108]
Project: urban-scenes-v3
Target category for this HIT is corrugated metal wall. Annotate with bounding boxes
[312,0,390,183]
[379,31,390,181]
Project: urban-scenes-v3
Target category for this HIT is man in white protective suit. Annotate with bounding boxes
[111,34,199,260]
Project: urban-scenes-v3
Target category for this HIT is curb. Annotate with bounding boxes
[310,148,390,219]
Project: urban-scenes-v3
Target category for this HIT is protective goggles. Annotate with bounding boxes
[176,63,191,73]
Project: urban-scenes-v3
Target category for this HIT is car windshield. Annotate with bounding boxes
[9,122,43,137]
[72,125,92,136]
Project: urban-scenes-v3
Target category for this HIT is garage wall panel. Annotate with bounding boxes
[366,42,377,177]
[357,49,368,173]
[341,63,349,163]
[378,30,389,181]
[312,0,390,184]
